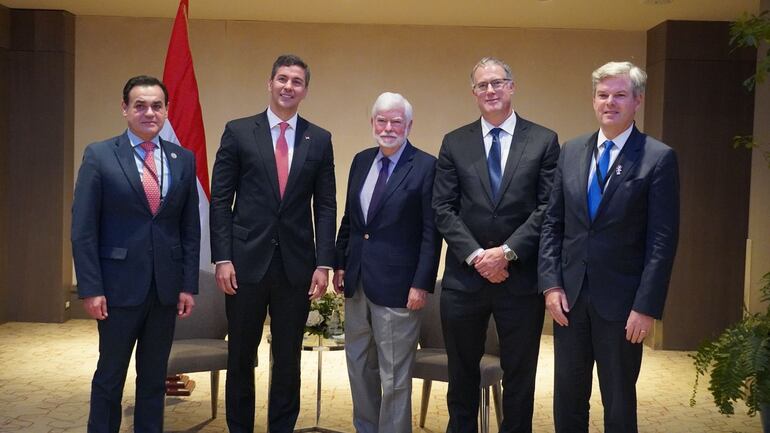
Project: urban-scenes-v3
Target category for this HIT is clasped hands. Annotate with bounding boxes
[473,246,509,283]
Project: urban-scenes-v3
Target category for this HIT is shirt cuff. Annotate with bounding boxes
[465,248,484,265]
[214,260,232,265]
[316,266,333,271]
[543,287,563,295]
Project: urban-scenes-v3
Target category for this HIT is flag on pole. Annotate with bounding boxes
[161,0,211,268]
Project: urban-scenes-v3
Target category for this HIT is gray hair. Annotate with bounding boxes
[470,57,514,86]
[371,92,413,123]
[591,61,647,96]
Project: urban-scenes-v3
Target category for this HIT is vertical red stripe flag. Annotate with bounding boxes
[161,0,211,268]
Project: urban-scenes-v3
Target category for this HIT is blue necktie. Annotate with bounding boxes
[588,140,614,221]
[488,128,502,199]
[367,157,390,222]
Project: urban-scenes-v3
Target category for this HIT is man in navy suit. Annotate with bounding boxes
[539,61,679,433]
[210,54,336,433]
[433,57,560,433]
[333,92,441,433]
[71,75,200,433]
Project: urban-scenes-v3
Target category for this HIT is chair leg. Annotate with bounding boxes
[210,370,220,419]
[492,381,502,429]
[479,386,490,433]
[420,379,432,428]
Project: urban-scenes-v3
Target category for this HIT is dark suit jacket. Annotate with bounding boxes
[335,142,441,308]
[433,115,560,294]
[72,133,201,307]
[209,111,336,287]
[538,126,680,321]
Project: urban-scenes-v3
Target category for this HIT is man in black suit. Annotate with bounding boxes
[432,57,560,433]
[210,54,336,433]
[538,61,679,433]
[333,92,441,433]
[72,75,200,433]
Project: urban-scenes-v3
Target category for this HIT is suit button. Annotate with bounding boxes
[364,234,370,240]
[492,213,497,218]
[271,238,278,245]
[582,260,588,265]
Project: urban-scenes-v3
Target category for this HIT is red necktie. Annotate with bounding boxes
[140,141,161,215]
[275,122,290,198]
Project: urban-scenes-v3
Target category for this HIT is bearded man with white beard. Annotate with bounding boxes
[333,92,442,433]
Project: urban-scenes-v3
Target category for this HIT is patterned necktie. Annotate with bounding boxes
[587,140,614,221]
[275,122,290,198]
[140,141,161,215]
[367,157,391,223]
[488,128,503,199]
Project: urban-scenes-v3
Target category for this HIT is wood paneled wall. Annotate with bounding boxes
[4,9,74,323]
[646,20,756,350]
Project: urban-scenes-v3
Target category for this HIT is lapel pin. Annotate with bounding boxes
[615,165,622,175]
[305,136,310,140]
[171,152,178,159]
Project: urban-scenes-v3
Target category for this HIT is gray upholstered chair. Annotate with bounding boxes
[166,269,229,418]
[412,279,503,433]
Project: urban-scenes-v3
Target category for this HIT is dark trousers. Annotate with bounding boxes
[441,286,544,433]
[88,285,176,433]
[225,250,310,433]
[553,287,643,433]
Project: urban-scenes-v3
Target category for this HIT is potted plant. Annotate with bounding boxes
[690,272,770,430]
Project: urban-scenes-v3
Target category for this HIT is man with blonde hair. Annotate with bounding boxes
[539,61,679,433]
[334,92,441,433]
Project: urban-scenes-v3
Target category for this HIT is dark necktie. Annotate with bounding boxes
[588,140,614,221]
[488,128,502,199]
[367,157,391,223]
[140,141,161,215]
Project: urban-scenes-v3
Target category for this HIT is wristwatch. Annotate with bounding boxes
[501,244,518,262]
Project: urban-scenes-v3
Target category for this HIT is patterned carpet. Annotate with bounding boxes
[0,320,763,432]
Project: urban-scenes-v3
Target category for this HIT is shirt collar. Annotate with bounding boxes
[481,111,517,138]
[266,106,298,131]
[127,129,160,148]
[597,123,634,151]
[376,140,408,167]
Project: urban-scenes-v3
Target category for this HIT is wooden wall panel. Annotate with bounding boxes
[0,4,9,325]
[6,9,74,323]
[646,20,755,350]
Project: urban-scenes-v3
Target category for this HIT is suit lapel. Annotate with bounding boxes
[252,112,281,202]
[578,132,599,224]
[284,116,311,202]
[157,138,184,214]
[593,126,643,222]
[468,121,495,204]
[353,148,378,224]
[114,133,153,215]
[495,115,530,207]
[367,142,415,223]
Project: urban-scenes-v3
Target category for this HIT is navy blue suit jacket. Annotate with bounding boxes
[335,142,441,308]
[538,126,680,320]
[72,132,201,307]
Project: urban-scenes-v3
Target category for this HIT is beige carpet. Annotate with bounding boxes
[0,320,763,432]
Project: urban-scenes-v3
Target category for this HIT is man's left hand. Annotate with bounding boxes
[474,246,508,279]
[177,292,195,318]
[308,268,329,300]
[625,310,653,344]
[406,288,428,311]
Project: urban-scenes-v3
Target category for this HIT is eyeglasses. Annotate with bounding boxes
[472,79,512,94]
